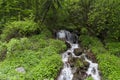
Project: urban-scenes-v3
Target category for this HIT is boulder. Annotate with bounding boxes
[72,68,87,80]
[15,67,26,73]
[83,61,89,70]
[74,48,83,56]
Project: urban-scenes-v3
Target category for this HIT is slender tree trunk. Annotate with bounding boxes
[34,0,39,22]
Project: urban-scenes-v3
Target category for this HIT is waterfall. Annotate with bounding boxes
[57,30,101,80]
[57,30,78,44]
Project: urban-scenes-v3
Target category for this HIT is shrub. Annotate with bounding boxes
[29,34,50,48]
[79,35,102,47]
[40,28,52,39]
[28,54,62,80]
[106,42,120,56]
[0,46,63,80]
[108,71,120,80]
[0,50,40,80]
[48,39,67,53]
[79,35,106,54]
[0,35,66,79]
[1,20,40,41]
[97,53,120,80]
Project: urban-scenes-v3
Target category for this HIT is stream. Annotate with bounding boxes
[57,30,101,80]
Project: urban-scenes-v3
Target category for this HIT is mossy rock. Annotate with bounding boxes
[74,48,83,56]
[74,58,84,68]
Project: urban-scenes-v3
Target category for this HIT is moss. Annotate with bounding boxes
[85,77,93,80]
[74,58,84,68]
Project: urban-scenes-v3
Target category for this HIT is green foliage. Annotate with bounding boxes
[85,76,93,80]
[28,54,62,80]
[1,20,40,41]
[105,42,120,56]
[80,35,101,47]
[79,35,105,54]
[67,0,120,40]
[74,59,84,68]
[97,53,120,80]
[0,50,40,80]
[48,39,67,53]
[0,0,33,25]
[88,0,120,40]
[0,32,66,79]
[81,27,88,35]
[0,41,7,52]
[38,27,52,39]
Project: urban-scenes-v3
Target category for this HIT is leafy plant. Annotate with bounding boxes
[106,42,120,56]
[1,20,40,41]
[0,32,66,79]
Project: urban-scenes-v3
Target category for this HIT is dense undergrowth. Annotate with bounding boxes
[80,35,120,80]
[0,20,67,80]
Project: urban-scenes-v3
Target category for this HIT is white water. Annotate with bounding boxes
[57,30,101,80]
[84,55,101,80]
[58,43,79,80]
[57,30,66,39]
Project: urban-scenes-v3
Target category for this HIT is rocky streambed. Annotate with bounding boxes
[56,30,101,80]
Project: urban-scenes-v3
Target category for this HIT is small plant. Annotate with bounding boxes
[85,76,93,80]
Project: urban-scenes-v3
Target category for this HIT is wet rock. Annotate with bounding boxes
[68,57,84,69]
[71,58,89,80]
[67,52,71,55]
[92,68,96,74]
[83,61,89,68]
[71,33,78,44]
[72,68,87,80]
[85,50,97,63]
[65,41,71,48]
[74,48,83,56]
[68,55,75,64]
[80,55,85,61]
[15,67,26,73]
[70,63,74,68]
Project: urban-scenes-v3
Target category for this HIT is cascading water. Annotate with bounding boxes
[84,55,101,80]
[56,30,101,80]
